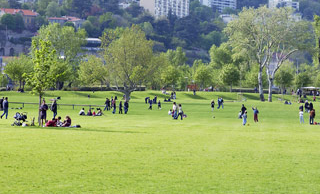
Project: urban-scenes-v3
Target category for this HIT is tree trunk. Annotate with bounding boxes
[268,78,274,102]
[230,85,232,93]
[123,90,132,101]
[258,69,265,101]
[19,80,22,89]
[38,94,42,126]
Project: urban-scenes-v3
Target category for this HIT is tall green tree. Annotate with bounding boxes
[225,6,313,102]
[193,60,212,90]
[25,39,57,125]
[219,64,240,92]
[46,1,61,17]
[78,55,108,89]
[4,54,33,89]
[101,25,155,99]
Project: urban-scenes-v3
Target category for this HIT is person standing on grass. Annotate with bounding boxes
[305,100,309,113]
[252,107,259,123]
[242,111,247,126]
[119,101,123,114]
[217,97,221,109]
[51,99,57,119]
[211,100,215,111]
[177,104,183,120]
[1,97,8,119]
[104,98,110,111]
[309,102,314,111]
[148,99,153,110]
[172,102,177,119]
[241,104,247,118]
[39,99,48,127]
[124,100,129,114]
[221,98,224,109]
[0,97,4,111]
[158,100,161,110]
[299,109,304,124]
[310,109,315,125]
[112,100,116,114]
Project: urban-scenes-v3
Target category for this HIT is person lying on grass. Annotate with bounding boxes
[62,116,71,127]
[45,116,62,127]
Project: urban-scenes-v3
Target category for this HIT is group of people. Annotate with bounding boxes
[79,108,103,116]
[238,104,259,126]
[168,102,184,120]
[104,96,129,114]
[38,99,71,127]
[299,100,316,125]
[146,96,161,110]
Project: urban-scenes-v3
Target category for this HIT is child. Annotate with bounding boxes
[299,109,304,124]
[177,104,183,120]
[168,109,172,116]
[148,99,152,110]
[242,111,247,126]
[211,100,215,111]
[119,101,123,114]
[238,111,242,119]
[252,107,259,123]
[158,100,161,110]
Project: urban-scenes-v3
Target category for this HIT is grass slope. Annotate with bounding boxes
[0,91,319,194]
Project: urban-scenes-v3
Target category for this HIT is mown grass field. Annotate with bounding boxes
[0,91,319,194]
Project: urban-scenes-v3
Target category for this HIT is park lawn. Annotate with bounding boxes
[0,91,319,194]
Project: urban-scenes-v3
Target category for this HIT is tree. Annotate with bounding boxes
[101,25,155,99]
[1,14,15,30]
[4,54,33,89]
[32,23,87,87]
[78,55,108,89]
[166,47,187,67]
[194,61,212,90]
[14,14,24,32]
[219,64,240,92]
[46,1,61,17]
[161,65,181,90]
[209,43,233,69]
[25,39,57,126]
[274,68,294,91]
[225,6,313,102]
[295,72,312,89]
[8,0,21,9]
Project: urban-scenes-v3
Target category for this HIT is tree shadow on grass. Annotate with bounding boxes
[184,93,207,100]
[243,93,260,101]
[148,92,170,99]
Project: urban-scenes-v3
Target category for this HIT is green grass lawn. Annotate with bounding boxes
[0,91,319,194]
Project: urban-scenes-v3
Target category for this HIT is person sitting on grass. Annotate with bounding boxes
[62,116,71,127]
[92,110,96,116]
[96,109,103,116]
[168,109,172,116]
[79,108,85,115]
[87,109,93,116]
[45,116,62,127]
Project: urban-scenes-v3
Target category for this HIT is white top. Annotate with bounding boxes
[299,111,303,117]
[168,110,172,115]
[178,107,183,113]
[79,110,85,115]
[173,105,177,111]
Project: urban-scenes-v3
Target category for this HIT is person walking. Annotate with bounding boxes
[252,107,259,123]
[221,98,224,109]
[310,109,315,125]
[124,101,129,114]
[217,98,221,109]
[305,100,309,113]
[177,104,183,120]
[211,100,215,111]
[158,100,161,110]
[39,99,48,127]
[119,101,123,114]
[51,99,57,119]
[299,109,304,124]
[173,102,177,119]
[309,102,314,111]
[242,111,247,126]
[1,97,8,119]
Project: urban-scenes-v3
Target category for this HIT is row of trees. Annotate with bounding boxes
[3,6,320,103]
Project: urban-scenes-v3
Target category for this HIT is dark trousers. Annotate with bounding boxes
[310,116,314,125]
[1,109,8,119]
[178,112,183,120]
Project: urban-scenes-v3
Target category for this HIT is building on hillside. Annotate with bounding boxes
[0,8,38,28]
[219,14,237,23]
[48,16,84,29]
[140,0,190,19]
[200,0,237,13]
[268,0,299,10]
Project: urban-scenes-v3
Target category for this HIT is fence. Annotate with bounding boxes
[10,102,105,110]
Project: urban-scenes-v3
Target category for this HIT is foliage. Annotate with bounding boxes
[101,25,155,97]
[193,60,212,89]
[295,72,312,88]
[219,64,240,91]
[46,1,61,17]
[4,54,33,89]
[78,55,108,87]
[274,68,294,90]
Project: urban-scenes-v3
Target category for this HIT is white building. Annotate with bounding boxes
[140,0,190,19]
[200,0,237,13]
[268,0,299,10]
